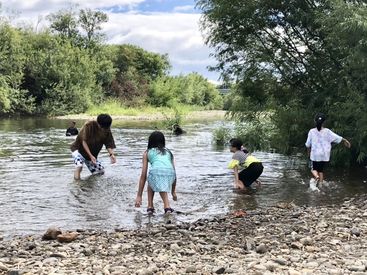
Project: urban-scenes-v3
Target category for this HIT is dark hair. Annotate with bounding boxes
[230,138,242,150]
[148,131,166,154]
[314,113,326,131]
[97,114,112,129]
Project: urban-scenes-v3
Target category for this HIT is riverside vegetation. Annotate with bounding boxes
[200,0,367,166]
[0,4,223,117]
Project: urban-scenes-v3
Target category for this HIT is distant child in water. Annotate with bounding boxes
[305,113,351,185]
[135,131,177,214]
[228,138,263,190]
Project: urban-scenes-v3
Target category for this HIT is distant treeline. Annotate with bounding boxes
[0,6,222,116]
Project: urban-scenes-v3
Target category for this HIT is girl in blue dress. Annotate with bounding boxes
[135,131,177,214]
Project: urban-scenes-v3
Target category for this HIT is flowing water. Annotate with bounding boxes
[0,118,366,238]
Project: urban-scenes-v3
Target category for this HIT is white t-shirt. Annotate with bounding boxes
[305,128,343,162]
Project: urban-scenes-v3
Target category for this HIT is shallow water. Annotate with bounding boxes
[0,118,366,237]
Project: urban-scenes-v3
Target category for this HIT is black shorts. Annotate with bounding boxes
[239,162,264,187]
[312,161,327,173]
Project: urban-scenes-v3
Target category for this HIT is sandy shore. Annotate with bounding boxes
[1,195,366,275]
[55,110,227,122]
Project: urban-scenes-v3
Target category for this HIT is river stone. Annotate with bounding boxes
[7,271,21,275]
[57,232,79,243]
[255,243,268,254]
[300,237,313,246]
[0,262,8,271]
[348,265,366,272]
[351,228,361,237]
[273,258,287,266]
[245,238,256,251]
[42,227,62,240]
[185,266,197,273]
[214,267,225,274]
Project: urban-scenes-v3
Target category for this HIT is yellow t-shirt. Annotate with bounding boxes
[228,151,260,171]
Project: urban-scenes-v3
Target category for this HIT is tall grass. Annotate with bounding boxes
[86,99,203,116]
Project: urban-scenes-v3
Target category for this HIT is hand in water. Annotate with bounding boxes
[135,195,142,207]
[172,192,177,201]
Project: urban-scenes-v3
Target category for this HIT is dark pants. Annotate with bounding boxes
[239,162,264,187]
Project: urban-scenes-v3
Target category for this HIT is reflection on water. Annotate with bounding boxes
[0,118,366,237]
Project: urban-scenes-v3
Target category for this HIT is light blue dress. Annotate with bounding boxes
[147,148,176,192]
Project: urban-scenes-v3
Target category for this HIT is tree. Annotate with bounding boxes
[47,7,79,42]
[198,0,367,165]
[79,8,108,47]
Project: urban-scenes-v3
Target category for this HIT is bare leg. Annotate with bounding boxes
[147,186,154,209]
[311,170,320,180]
[319,172,324,184]
[159,192,170,209]
[255,179,262,187]
[74,167,82,180]
[171,180,177,201]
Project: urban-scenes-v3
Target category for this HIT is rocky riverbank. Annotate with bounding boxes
[1,195,366,275]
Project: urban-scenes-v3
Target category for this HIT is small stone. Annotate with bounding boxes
[42,227,62,240]
[49,252,67,258]
[300,237,313,246]
[245,238,256,251]
[170,243,180,251]
[0,262,8,271]
[351,228,361,237]
[7,271,21,275]
[288,269,301,275]
[215,267,225,274]
[348,265,365,272]
[273,258,287,266]
[255,243,268,254]
[186,266,197,273]
[290,242,303,249]
[57,232,79,243]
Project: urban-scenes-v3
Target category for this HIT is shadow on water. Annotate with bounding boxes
[0,118,367,237]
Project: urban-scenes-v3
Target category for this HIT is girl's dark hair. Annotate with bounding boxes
[229,138,242,150]
[314,113,326,131]
[148,131,166,154]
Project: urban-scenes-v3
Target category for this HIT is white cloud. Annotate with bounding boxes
[173,5,195,12]
[3,0,144,12]
[1,1,221,82]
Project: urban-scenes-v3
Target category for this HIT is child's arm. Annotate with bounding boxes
[233,166,240,188]
[135,151,148,207]
[171,154,177,201]
[82,140,96,164]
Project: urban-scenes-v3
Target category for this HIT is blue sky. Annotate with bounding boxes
[108,0,199,13]
[3,0,220,83]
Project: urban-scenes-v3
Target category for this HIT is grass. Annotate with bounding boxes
[86,100,203,116]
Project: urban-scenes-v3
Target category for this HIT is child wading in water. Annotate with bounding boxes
[305,113,351,185]
[228,138,263,190]
[135,131,177,214]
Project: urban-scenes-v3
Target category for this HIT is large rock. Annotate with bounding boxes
[42,227,62,240]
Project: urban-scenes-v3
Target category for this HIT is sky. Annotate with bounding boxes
[2,0,221,83]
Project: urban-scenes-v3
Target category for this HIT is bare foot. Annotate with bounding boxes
[172,192,177,201]
[255,180,262,187]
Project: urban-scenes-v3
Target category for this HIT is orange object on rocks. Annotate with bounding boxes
[57,232,79,243]
[232,210,247,218]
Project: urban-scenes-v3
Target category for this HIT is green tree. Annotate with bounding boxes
[198,0,367,164]
[79,8,108,47]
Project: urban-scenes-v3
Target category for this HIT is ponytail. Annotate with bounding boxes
[314,113,326,131]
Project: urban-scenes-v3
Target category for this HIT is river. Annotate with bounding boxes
[0,118,366,237]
